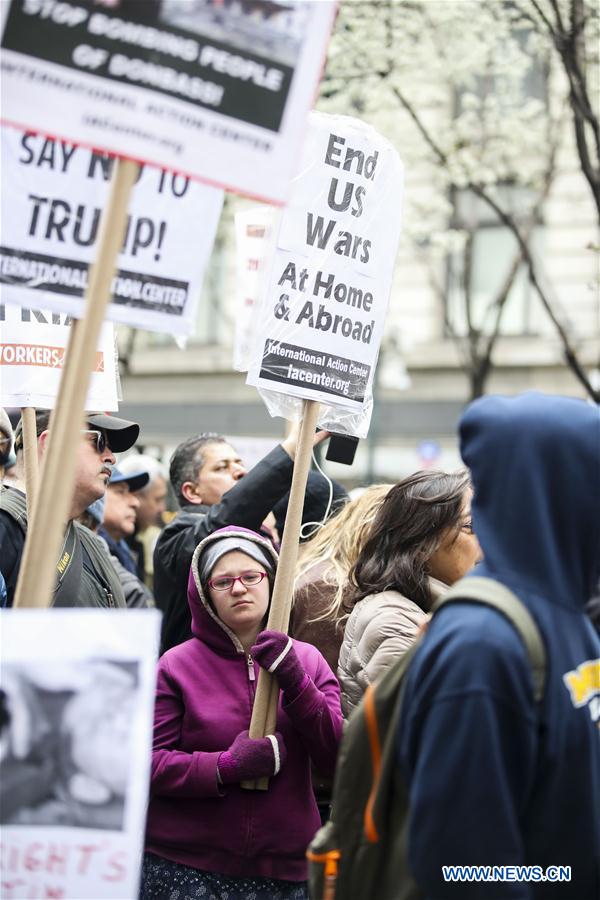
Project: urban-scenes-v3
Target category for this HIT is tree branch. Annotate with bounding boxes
[530,0,561,37]
[529,0,600,217]
[548,0,568,33]
[389,83,599,402]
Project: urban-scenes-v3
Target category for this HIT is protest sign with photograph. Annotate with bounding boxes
[0,0,336,204]
[0,608,160,900]
[246,112,404,434]
[0,303,119,410]
[0,125,223,333]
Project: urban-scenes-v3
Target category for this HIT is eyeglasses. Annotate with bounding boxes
[460,521,474,534]
[82,429,110,454]
[208,571,268,592]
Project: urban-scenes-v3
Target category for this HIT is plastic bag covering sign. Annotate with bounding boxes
[0,608,161,900]
[0,0,337,205]
[0,125,223,333]
[0,303,119,410]
[246,112,404,423]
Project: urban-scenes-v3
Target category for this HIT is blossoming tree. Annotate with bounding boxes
[319,0,598,399]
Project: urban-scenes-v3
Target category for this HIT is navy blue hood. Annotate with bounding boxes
[460,392,600,610]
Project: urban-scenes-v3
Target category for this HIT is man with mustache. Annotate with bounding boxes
[0,408,139,608]
[155,424,330,653]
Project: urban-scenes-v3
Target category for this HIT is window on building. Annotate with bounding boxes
[446,187,544,338]
[446,6,549,340]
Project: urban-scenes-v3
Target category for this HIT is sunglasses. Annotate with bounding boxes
[82,429,110,454]
[208,571,267,592]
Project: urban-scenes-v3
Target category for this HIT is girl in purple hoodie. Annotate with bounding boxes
[141,526,343,900]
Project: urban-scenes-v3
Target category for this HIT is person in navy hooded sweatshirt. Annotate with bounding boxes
[397,392,600,898]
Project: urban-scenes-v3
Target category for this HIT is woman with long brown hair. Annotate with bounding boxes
[289,484,392,822]
[338,470,481,717]
[290,484,393,673]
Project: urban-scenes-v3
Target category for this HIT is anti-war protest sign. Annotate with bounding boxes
[0,0,336,204]
[246,112,404,430]
[0,302,119,410]
[0,125,223,333]
[0,608,160,899]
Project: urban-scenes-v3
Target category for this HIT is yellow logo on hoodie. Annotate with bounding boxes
[563,659,600,725]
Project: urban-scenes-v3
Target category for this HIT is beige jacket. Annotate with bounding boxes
[337,579,447,718]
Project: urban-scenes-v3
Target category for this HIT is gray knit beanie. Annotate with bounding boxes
[199,537,274,585]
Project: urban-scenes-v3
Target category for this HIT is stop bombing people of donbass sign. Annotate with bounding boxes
[247,112,404,429]
[0,0,336,204]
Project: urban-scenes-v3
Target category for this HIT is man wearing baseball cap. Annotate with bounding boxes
[0,408,139,608]
[99,466,150,576]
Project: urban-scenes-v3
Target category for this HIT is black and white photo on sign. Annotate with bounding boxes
[1,609,160,900]
[0,124,223,333]
[160,0,311,69]
[1,659,138,831]
[0,0,336,203]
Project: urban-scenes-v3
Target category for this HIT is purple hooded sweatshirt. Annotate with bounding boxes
[145,526,343,881]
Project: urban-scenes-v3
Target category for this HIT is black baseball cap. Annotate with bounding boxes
[87,413,139,453]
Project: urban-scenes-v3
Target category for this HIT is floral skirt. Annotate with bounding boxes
[140,852,309,900]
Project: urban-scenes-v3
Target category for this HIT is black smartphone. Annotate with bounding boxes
[326,433,359,466]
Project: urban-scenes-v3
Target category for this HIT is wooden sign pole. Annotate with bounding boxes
[21,406,39,519]
[13,157,139,610]
[242,398,321,790]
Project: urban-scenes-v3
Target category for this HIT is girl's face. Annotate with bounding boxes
[207,550,270,638]
[428,490,482,585]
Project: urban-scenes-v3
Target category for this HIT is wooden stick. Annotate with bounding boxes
[21,407,39,520]
[242,399,321,790]
[13,158,139,610]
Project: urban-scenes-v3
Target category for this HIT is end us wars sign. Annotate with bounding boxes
[247,112,404,423]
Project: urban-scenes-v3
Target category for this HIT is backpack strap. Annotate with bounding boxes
[432,576,546,702]
[0,485,28,533]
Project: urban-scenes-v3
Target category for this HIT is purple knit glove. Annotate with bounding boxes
[217,730,286,785]
[251,630,309,699]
